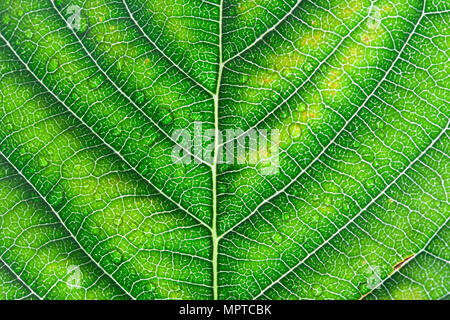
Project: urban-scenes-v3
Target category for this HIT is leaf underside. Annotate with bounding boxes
[0,0,448,300]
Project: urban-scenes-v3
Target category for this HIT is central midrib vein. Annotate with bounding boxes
[211,0,224,301]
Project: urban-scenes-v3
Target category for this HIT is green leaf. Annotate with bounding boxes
[0,0,448,300]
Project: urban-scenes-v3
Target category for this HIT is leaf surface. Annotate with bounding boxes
[0,0,448,299]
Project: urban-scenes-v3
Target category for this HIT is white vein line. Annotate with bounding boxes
[253,121,448,299]
[50,0,212,168]
[211,0,224,301]
[121,0,216,96]
[219,5,427,239]
[424,9,450,16]
[223,0,304,65]
[0,32,212,233]
[0,149,135,299]
[0,256,42,300]
[360,217,450,300]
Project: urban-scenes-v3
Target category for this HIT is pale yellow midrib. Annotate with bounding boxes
[211,0,224,301]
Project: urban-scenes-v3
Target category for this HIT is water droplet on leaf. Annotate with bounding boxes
[362,150,375,162]
[271,232,284,244]
[39,158,48,168]
[288,123,302,139]
[311,195,321,207]
[88,75,103,90]
[114,216,123,228]
[47,57,60,73]
[310,284,323,298]
[86,292,97,300]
